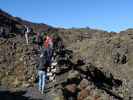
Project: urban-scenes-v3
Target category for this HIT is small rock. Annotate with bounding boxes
[65,84,77,93]
[19,57,23,61]
[79,65,88,72]
[53,95,64,100]
[22,83,30,88]
[119,93,124,98]
[12,78,21,87]
[79,79,89,90]
[67,70,80,79]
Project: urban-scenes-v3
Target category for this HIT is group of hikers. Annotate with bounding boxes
[37,34,55,94]
[24,26,60,94]
[0,25,62,94]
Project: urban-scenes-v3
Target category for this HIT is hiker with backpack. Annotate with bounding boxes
[34,32,43,49]
[32,32,46,53]
[44,34,53,64]
[38,48,49,94]
[37,33,54,93]
[24,25,30,44]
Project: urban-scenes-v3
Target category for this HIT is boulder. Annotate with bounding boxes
[77,89,90,100]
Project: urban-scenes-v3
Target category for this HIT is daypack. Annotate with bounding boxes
[41,48,52,66]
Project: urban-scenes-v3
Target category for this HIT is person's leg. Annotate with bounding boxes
[38,70,43,92]
[25,33,29,44]
[41,71,46,94]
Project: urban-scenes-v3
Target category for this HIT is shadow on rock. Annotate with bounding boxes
[0,90,42,100]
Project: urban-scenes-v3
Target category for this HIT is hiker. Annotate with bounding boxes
[35,32,43,49]
[32,32,47,51]
[44,35,53,48]
[24,25,30,44]
[37,32,46,48]
[38,48,49,94]
[44,35,53,64]
[0,27,3,37]
[0,27,6,38]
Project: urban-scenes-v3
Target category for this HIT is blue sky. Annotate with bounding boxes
[0,0,133,32]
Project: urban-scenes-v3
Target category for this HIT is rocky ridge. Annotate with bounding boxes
[0,9,133,100]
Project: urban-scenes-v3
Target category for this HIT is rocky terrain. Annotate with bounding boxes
[1,9,133,100]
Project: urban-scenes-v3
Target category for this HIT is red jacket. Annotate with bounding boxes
[44,36,53,48]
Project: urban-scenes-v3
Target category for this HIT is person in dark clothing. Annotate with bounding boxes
[0,27,3,37]
[44,35,53,65]
[0,28,6,38]
[32,32,43,51]
[38,48,48,94]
